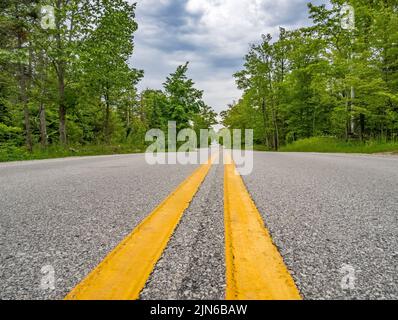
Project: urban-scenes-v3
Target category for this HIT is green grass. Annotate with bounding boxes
[0,144,146,162]
[2,137,398,162]
[278,137,398,154]
[252,144,270,152]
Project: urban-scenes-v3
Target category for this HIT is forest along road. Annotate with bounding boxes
[0,152,397,300]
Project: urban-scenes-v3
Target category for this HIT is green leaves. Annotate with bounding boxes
[224,0,398,146]
[163,62,208,131]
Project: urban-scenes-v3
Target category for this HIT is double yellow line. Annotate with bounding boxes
[224,155,301,300]
[65,153,301,300]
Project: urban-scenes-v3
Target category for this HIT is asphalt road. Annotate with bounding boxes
[0,152,397,299]
[141,161,225,300]
[243,152,398,300]
[0,155,198,300]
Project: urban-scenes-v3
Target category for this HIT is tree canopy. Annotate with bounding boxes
[222,0,398,150]
[0,1,216,154]
[1,1,397,157]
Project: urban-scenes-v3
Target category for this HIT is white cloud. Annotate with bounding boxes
[131,0,328,113]
[183,0,321,60]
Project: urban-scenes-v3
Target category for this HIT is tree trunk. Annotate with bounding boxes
[359,113,365,142]
[261,98,269,147]
[39,102,48,147]
[345,90,350,141]
[23,104,32,152]
[56,0,67,145]
[58,74,67,145]
[312,107,316,136]
[17,34,32,152]
[104,92,111,144]
[126,105,130,128]
[105,104,110,143]
[350,86,355,135]
[271,107,279,151]
[21,69,32,152]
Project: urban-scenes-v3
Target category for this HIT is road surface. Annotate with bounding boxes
[0,151,397,299]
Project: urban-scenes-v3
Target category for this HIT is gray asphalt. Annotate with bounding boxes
[0,151,397,300]
[141,161,225,300]
[243,152,398,300]
[0,155,197,300]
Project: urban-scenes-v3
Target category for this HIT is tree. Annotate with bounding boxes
[163,62,204,131]
[224,0,398,147]
[0,0,39,151]
[79,0,143,143]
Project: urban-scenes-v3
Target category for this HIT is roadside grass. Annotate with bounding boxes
[3,137,398,162]
[252,144,270,152]
[277,137,398,154]
[0,144,146,163]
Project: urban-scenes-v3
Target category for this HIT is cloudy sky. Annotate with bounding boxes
[130,0,328,114]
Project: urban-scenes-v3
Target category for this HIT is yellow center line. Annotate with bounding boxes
[224,153,302,300]
[65,154,216,300]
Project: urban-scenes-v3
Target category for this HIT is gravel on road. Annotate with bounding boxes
[242,152,398,300]
[141,161,225,300]
[1,152,397,300]
[0,154,197,300]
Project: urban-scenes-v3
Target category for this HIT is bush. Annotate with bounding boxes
[279,137,398,154]
[0,144,30,162]
[0,143,146,163]
[0,123,23,146]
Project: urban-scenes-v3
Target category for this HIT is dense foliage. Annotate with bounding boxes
[221,0,398,150]
[0,0,216,155]
[1,1,397,159]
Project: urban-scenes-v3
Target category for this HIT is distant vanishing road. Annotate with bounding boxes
[0,151,397,300]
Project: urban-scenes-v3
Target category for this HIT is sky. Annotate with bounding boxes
[130,0,328,114]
